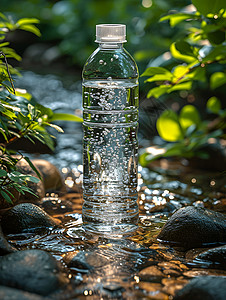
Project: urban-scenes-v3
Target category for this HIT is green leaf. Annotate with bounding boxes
[160,13,199,27]
[170,43,197,63]
[0,190,13,204]
[207,30,226,45]
[16,18,40,26]
[24,175,40,183]
[145,74,173,83]
[18,24,41,37]
[156,110,184,142]
[23,156,42,180]
[179,105,201,131]
[172,65,189,81]
[192,0,226,16]
[175,41,197,58]
[147,86,170,98]
[49,113,83,122]
[141,67,172,77]
[206,96,221,113]
[167,81,192,93]
[210,72,226,89]
[46,123,64,133]
[0,169,7,177]
[28,104,35,117]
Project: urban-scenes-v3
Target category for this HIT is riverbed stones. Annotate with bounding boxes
[64,250,111,272]
[157,206,226,249]
[1,203,60,234]
[174,276,226,300]
[0,249,68,296]
[0,286,45,300]
[195,245,226,270]
[0,225,17,255]
[32,159,65,192]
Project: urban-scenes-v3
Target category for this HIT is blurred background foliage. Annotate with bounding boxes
[1,0,190,75]
[1,0,225,168]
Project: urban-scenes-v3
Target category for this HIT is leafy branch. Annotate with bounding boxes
[140,0,226,164]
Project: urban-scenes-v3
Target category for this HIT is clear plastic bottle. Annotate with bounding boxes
[82,24,139,234]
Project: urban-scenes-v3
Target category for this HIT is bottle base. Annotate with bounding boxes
[83,223,138,238]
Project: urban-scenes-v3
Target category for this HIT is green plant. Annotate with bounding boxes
[140,0,226,164]
[0,13,82,204]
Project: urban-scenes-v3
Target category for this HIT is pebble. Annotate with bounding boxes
[1,203,60,234]
[0,249,68,296]
[157,206,226,249]
[174,276,226,300]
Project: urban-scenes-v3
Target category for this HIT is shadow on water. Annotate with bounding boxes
[8,71,226,299]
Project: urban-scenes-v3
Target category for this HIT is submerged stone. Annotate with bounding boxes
[1,203,60,234]
[64,250,111,272]
[174,276,226,300]
[195,245,226,270]
[157,206,226,249]
[0,249,68,296]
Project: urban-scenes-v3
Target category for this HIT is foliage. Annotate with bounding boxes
[140,100,226,165]
[140,0,226,164]
[0,13,82,204]
[1,0,189,71]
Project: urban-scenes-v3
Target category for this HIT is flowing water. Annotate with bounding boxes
[9,71,226,299]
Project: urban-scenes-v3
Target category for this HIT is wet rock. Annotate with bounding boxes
[157,206,226,249]
[195,245,226,270]
[1,203,60,234]
[32,159,65,192]
[16,159,45,201]
[174,276,226,300]
[0,225,17,255]
[139,265,165,278]
[0,285,45,300]
[64,250,111,272]
[0,249,68,296]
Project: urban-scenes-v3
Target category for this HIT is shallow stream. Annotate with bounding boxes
[9,71,226,299]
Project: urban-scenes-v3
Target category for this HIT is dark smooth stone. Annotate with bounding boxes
[0,225,17,255]
[195,245,226,270]
[64,250,111,272]
[174,276,226,300]
[157,206,226,249]
[1,203,60,234]
[0,249,68,296]
[0,285,45,300]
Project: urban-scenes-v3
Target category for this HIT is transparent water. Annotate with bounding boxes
[82,79,139,234]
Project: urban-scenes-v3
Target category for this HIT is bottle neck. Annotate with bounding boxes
[98,43,124,49]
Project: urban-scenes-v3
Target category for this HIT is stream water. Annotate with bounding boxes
[9,71,226,299]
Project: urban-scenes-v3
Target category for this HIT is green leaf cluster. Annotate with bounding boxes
[140,99,225,165]
[142,1,226,98]
[140,0,226,164]
[0,12,82,204]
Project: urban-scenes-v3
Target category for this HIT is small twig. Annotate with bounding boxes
[0,51,15,94]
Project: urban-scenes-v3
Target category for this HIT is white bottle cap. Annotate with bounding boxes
[95,24,127,43]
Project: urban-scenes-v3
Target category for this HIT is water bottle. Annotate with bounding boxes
[82,24,139,234]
